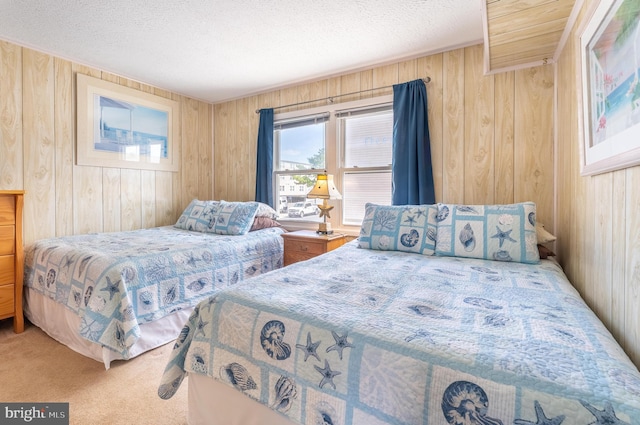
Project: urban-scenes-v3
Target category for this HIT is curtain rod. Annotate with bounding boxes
[255,77,431,114]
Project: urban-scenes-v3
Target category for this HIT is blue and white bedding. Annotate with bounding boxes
[159,241,640,424]
[24,225,285,359]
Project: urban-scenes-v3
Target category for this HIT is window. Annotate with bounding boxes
[273,95,393,229]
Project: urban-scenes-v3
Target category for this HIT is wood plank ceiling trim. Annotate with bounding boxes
[482,0,577,73]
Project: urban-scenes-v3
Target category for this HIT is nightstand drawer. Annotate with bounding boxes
[281,230,347,266]
[0,225,16,255]
[284,239,325,255]
[0,284,15,317]
[0,255,14,285]
[0,196,16,225]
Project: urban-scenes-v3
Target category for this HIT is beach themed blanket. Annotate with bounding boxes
[159,241,640,424]
[24,226,285,358]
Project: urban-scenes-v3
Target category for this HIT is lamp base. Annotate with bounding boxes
[316,222,333,235]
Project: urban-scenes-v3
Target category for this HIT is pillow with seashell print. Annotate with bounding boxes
[174,199,261,235]
[434,202,540,264]
[174,199,220,232]
[357,203,438,255]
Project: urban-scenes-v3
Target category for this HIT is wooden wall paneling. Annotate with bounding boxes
[153,87,172,99]
[278,87,298,114]
[359,69,373,99]
[419,54,444,202]
[197,101,213,201]
[339,72,362,103]
[171,93,184,219]
[121,76,141,91]
[182,97,201,202]
[463,45,495,205]
[611,169,626,345]
[573,126,588,296]
[298,80,328,110]
[0,41,23,190]
[120,169,141,231]
[54,58,74,237]
[625,166,640,367]
[327,76,341,100]
[71,65,102,237]
[514,65,554,224]
[73,166,103,235]
[213,101,235,200]
[237,96,258,201]
[554,32,572,265]
[442,48,465,204]
[213,103,226,200]
[102,168,121,232]
[223,100,238,200]
[398,58,418,83]
[592,173,613,326]
[371,63,398,97]
[141,170,156,228]
[493,71,515,205]
[22,49,56,244]
[155,171,174,226]
[567,17,586,294]
[101,72,120,84]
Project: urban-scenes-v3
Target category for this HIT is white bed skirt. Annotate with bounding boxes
[24,287,192,369]
[188,373,297,425]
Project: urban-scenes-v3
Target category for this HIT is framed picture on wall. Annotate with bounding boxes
[76,74,180,172]
[579,0,640,176]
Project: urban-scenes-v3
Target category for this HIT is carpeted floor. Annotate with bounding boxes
[0,319,188,424]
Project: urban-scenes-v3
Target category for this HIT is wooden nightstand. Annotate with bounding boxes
[0,190,24,333]
[281,230,347,266]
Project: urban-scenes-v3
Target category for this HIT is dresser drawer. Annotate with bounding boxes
[284,239,325,255]
[0,255,14,285]
[0,196,16,225]
[0,284,14,317]
[0,225,15,255]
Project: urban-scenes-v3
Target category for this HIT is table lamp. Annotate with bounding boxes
[306,173,342,234]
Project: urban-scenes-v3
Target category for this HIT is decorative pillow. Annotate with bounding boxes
[250,216,282,231]
[357,203,438,255]
[174,199,220,232]
[538,244,556,259]
[536,222,557,244]
[255,202,279,220]
[434,202,539,264]
[210,201,260,235]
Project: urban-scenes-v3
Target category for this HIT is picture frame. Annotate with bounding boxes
[76,74,180,172]
[579,0,640,176]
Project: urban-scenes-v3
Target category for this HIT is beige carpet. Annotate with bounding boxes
[0,319,188,424]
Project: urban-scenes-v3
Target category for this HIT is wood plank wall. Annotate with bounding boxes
[556,0,640,367]
[0,41,213,246]
[213,43,555,231]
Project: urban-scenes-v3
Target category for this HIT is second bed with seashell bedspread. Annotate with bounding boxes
[159,241,640,424]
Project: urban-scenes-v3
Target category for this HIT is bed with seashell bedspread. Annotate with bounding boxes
[158,240,640,425]
[23,225,285,368]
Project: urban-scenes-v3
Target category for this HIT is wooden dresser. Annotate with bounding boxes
[0,190,24,333]
[281,230,346,266]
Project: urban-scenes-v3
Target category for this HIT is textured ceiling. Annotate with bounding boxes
[0,0,484,103]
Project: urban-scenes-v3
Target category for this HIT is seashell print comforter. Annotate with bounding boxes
[159,241,640,424]
[23,226,285,359]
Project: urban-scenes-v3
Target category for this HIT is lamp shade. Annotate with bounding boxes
[307,174,342,200]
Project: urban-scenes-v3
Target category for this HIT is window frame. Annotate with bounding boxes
[273,94,393,232]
